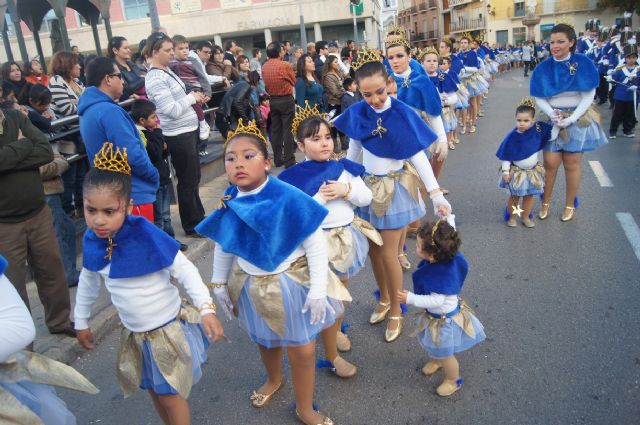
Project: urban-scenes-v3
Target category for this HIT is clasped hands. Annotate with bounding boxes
[318,180,349,202]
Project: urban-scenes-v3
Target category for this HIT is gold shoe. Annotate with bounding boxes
[336,331,351,352]
[250,380,283,408]
[522,218,535,228]
[296,410,334,425]
[398,253,411,270]
[436,378,463,397]
[469,125,477,133]
[384,316,404,343]
[561,206,576,222]
[448,141,456,150]
[369,302,390,325]
[422,360,442,376]
[506,217,517,228]
[538,203,550,220]
[460,124,467,135]
[329,355,358,378]
[454,138,460,144]
[478,111,485,117]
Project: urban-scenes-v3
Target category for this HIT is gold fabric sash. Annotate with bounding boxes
[363,163,421,217]
[539,105,602,142]
[0,387,43,425]
[409,299,477,346]
[323,217,383,273]
[509,163,545,190]
[117,305,201,399]
[227,256,352,338]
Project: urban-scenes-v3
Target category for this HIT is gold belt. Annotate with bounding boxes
[539,104,602,142]
[363,162,422,217]
[324,216,383,273]
[409,299,477,346]
[227,256,352,338]
[508,163,545,190]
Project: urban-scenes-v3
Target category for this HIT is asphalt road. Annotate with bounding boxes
[58,71,640,425]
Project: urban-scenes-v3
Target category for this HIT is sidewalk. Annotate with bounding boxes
[29,172,231,364]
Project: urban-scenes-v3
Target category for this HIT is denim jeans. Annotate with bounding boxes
[154,184,175,238]
[61,158,88,214]
[46,195,80,286]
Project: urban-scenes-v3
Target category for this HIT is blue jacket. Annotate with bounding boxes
[78,87,159,205]
[612,67,639,102]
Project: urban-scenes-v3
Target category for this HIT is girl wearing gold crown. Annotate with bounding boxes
[439,37,471,145]
[530,24,608,222]
[74,143,224,425]
[457,34,482,134]
[279,105,381,379]
[333,50,453,344]
[197,120,346,425]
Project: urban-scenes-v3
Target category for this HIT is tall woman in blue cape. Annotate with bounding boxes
[440,38,470,144]
[457,35,482,134]
[333,55,452,343]
[530,24,608,222]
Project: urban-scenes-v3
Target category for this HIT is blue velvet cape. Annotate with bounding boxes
[333,97,437,160]
[384,58,426,76]
[393,71,442,116]
[412,253,468,296]
[429,72,458,94]
[195,177,328,272]
[278,159,365,197]
[449,54,463,76]
[458,50,479,68]
[530,53,599,97]
[83,215,180,278]
[0,255,7,275]
[495,122,552,161]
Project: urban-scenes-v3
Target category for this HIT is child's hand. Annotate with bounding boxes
[201,313,225,343]
[502,173,511,184]
[437,205,449,218]
[396,289,410,305]
[320,180,348,201]
[77,328,95,350]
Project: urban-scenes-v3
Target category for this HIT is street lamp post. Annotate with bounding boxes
[298,0,307,48]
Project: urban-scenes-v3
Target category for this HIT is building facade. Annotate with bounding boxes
[397,0,442,47]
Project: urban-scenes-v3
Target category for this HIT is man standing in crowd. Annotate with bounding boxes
[0,107,75,337]
[262,41,296,168]
[250,48,263,77]
[522,41,533,77]
[224,40,239,67]
[189,40,229,88]
[78,57,159,221]
[307,42,317,59]
[283,40,293,62]
[315,41,329,80]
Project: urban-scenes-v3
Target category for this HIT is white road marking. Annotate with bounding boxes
[588,160,613,187]
[616,213,640,262]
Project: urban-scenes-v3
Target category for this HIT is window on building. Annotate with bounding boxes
[496,30,508,47]
[513,27,526,45]
[540,23,554,41]
[39,10,58,34]
[123,0,149,20]
[77,12,103,27]
[2,13,15,37]
[514,1,525,17]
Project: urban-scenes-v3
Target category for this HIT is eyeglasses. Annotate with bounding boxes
[108,72,122,80]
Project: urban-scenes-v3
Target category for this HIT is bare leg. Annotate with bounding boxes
[148,390,171,425]
[369,243,389,310]
[562,152,582,208]
[441,356,460,381]
[522,195,534,219]
[257,345,284,395]
[155,394,191,425]
[288,341,326,425]
[430,157,445,179]
[377,229,404,331]
[542,151,562,205]
[320,321,340,361]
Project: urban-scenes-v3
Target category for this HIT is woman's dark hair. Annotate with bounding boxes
[417,220,461,262]
[83,168,132,202]
[322,55,339,79]
[212,45,224,55]
[86,57,116,87]
[1,61,23,82]
[49,51,79,80]
[295,116,331,143]
[107,36,127,59]
[28,84,52,105]
[130,99,156,123]
[247,70,261,86]
[354,60,388,83]
[237,54,250,66]
[2,81,16,98]
[551,24,577,53]
[142,32,172,58]
[515,104,536,117]
[225,133,269,159]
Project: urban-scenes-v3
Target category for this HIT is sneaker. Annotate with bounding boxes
[199,121,211,141]
[199,151,208,157]
[623,133,635,138]
[608,133,617,139]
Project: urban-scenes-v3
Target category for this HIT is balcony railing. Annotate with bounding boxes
[419,2,428,11]
[507,0,595,18]
[410,6,417,14]
[448,0,478,8]
[449,17,486,33]
[428,30,437,39]
[416,32,427,40]
[429,0,437,8]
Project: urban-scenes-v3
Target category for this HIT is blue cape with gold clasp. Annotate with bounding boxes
[530,53,599,97]
[278,159,365,197]
[495,122,552,161]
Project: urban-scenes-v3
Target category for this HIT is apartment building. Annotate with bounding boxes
[397,0,442,47]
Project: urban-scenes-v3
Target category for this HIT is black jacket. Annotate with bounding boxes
[143,128,171,186]
[117,61,146,101]
[219,81,254,125]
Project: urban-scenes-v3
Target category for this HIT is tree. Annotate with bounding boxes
[596,0,640,15]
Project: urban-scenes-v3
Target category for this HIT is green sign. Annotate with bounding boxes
[350,1,363,16]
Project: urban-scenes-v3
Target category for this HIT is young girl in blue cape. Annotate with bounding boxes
[196,120,348,425]
[496,99,551,228]
[397,220,485,397]
[458,34,482,134]
[1,255,98,425]
[74,143,224,425]
[530,24,608,222]
[439,38,470,146]
[279,108,381,379]
[333,49,453,344]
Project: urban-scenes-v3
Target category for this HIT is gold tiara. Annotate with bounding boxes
[226,119,267,146]
[93,142,131,175]
[461,32,473,41]
[386,34,411,50]
[555,19,575,29]
[351,48,383,71]
[291,101,324,137]
[417,47,439,62]
[386,24,407,38]
[518,96,536,110]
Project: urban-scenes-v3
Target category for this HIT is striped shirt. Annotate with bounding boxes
[49,75,84,117]
[145,67,198,137]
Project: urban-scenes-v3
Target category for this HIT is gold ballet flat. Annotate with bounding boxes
[296,410,335,425]
[422,360,442,376]
[522,218,535,228]
[561,206,576,222]
[369,302,390,325]
[384,316,404,343]
[448,141,456,150]
[454,138,460,144]
[336,331,351,352]
[469,125,477,133]
[398,253,411,270]
[460,124,467,135]
[538,203,550,220]
[506,217,517,228]
[436,378,463,397]
[250,380,283,408]
[330,355,358,378]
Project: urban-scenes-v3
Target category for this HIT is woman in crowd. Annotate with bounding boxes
[108,36,147,101]
[1,61,33,105]
[207,44,240,85]
[295,54,325,110]
[237,54,252,81]
[322,55,345,117]
[24,59,49,88]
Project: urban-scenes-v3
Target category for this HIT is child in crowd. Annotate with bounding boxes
[607,44,639,139]
[340,77,361,112]
[256,93,271,141]
[130,99,188,252]
[397,220,485,397]
[196,120,347,425]
[279,105,380,378]
[75,142,224,425]
[26,84,55,133]
[439,55,468,147]
[496,98,550,228]
[169,35,212,141]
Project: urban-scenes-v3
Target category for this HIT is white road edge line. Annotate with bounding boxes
[616,213,640,262]
[588,160,613,187]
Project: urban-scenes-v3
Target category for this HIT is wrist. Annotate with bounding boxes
[199,302,217,316]
[429,188,442,199]
[342,182,352,200]
[208,282,228,289]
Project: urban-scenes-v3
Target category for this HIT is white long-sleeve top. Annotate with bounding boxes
[211,178,330,299]
[0,275,36,362]
[345,97,440,192]
[501,151,539,172]
[145,67,198,137]
[311,169,373,229]
[74,251,214,332]
[406,291,459,316]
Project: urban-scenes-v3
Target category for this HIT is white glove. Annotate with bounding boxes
[602,59,609,65]
[556,117,574,128]
[605,75,613,82]
[607,69,615,75]
[434,140,448,162]
[629,85,638,91]
[302,296,335,325]
[213,286,234,320]
[430,192,452,218]
[445,213,456,229]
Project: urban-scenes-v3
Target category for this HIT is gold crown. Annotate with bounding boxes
[461,32,473,41]
[226,119,267,146]
[417,46,439,62]
[351,48,383,71]
[386,34,411,50]
[291,101,324,137]
[93,142,131,175]
[555,19,575,30]
[518,96,536,110]
[386,24,407,38]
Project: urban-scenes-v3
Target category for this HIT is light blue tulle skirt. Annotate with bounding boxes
[488,61,499,74]
[462,76,481,98]
[442,106,458,132]
[140,321,209,395]
[498,166,545,197]
[236,274,344,348]
[417,311,486,359]
[326,224,370,279]
[0,381,76,425]
[455,87,470,109]
[477,74,490,92]
[357,179,426,230]
[543,121,608,153]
